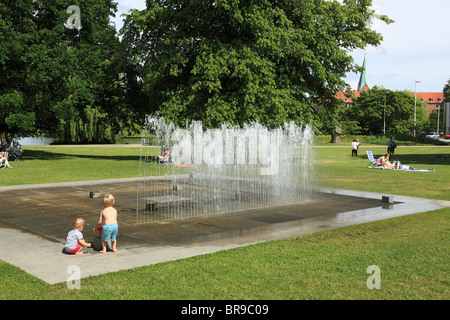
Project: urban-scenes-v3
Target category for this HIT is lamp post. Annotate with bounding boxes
[414,80,420,137]
[384,93,386,135]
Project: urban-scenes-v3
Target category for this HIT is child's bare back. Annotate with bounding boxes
[94,194,119,253]
[100,206,117,225]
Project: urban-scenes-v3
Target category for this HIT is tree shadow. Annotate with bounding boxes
[22,149,141,162]
[390,153,449,166]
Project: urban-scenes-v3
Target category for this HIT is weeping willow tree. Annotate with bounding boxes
[0,0,129,145]
[54,106,118,144]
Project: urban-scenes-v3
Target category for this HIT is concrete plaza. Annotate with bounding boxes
[0,177,449,284]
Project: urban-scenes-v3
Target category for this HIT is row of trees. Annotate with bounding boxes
[1,0,446,145]
[316,87,431,136]
[1,0,132,144]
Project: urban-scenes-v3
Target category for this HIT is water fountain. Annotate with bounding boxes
[137,116,314,224]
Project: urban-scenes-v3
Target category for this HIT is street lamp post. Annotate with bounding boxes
[414,80,420,137]
[384,93,386,135]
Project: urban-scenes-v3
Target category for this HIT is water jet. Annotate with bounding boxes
[137,116,314,223]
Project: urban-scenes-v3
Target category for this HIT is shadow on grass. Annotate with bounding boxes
[23,149,449,167]
[357,152,450,166]
[22,149,141,162]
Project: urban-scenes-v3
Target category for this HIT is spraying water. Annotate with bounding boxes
[137,116,314,223]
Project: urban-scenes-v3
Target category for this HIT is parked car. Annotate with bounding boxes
[445,134,450,140]
[425,132,439,139]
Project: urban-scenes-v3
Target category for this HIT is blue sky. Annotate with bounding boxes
[112,0,450,93]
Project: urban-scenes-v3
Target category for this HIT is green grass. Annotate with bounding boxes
[0,144,449,300]
[314,146,450,200]
[1,209,448,300]
[0,146,155,186]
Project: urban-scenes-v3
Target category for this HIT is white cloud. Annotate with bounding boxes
[348,0,450,92]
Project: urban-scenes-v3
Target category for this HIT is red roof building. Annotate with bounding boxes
[336,91,445,115]
[335,90,360,107]
[413,92,445,115]
[334,56,446,115]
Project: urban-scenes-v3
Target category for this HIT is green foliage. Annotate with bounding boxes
[444,78,450,102]
[347,87,428,135]
[0,0,129,144]
[424,110,447,134]
[315,97,362,135]
[121,0,391,128]
[0,91,35,138]
[54,106,118,144]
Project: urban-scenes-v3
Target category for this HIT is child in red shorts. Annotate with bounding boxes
[65,218,91,254]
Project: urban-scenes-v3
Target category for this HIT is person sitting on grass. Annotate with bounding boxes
[376,153,395,169]
[157,145,171,164]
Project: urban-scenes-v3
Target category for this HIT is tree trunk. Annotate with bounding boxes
[0,132,12,146]
[331,126,342,144]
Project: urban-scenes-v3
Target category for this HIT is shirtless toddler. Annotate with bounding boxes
[94,194,118,253]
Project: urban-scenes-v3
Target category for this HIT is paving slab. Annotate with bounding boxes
[0,178,449,285]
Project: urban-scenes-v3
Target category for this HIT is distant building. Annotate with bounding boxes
[414,92,445,115]
[334,55,370,107]
[335,55,445,115]
[357,54,371,93]
[335,90,360,107]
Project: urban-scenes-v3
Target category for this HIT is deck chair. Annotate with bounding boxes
[366,150,382,169]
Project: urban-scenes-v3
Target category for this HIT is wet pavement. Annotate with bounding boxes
[0,178,449,284]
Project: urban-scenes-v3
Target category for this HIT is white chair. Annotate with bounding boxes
[0,151,12,168]
[366,150,382,169]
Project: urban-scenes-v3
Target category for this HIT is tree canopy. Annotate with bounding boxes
[318,87,429,136]
[121,0,392,128]
[0,0,125,144]
[1,0,400,143]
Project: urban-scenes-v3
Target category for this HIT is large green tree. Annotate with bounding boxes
[348,87,428,135]
[121,0,392,128]
[0,0,37,144]
[0,0,125,144]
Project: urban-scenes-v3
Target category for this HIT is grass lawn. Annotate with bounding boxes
[314,145,450,200]
[0,146,148,186]
[0,144,449,300]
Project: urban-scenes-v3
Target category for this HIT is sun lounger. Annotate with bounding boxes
[366,150,382,169]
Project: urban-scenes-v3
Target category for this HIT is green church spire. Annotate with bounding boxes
[357,54,371,92]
